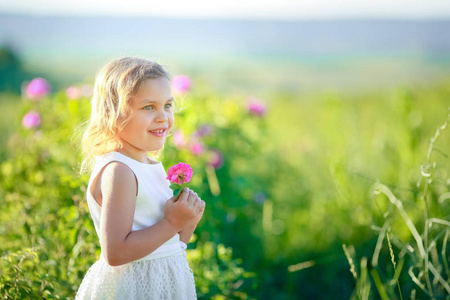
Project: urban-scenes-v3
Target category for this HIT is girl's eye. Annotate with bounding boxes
[143,105,153,110]
[164,103,172,109]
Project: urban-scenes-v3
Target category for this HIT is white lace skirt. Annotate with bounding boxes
[75,252,197,300]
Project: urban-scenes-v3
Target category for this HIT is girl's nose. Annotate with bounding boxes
[155,109,168,123]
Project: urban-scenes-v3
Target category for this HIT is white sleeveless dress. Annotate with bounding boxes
[75,152,197,300]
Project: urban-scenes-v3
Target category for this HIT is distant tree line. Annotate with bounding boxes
[0,45,30,94]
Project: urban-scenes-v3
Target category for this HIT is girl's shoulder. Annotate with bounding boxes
[91,160,137,206]
[88,153,138,207]
[90,152,135,182]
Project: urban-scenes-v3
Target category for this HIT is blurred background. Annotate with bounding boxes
[1,1,449,299]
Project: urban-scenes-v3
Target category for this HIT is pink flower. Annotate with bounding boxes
[172,75,191,93]
[189,141,205,156]
[173,129,186,148]
[167,162,193,185]
[193,124,212,138]
[22,111,41,129]
[247,98,266,116]
[208,149,223,169]
[66,86,81,99]
[26,78,51,101]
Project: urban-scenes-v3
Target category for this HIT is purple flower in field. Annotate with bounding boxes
[193,124,212,138]
[189,141,205,156]
[22,111,41,129]
[247,98,266,117]
[172,75,191,93]
[254,192,267,204]
[208,149,223,169]
[26,78,51,101]
[173,129,186,148]
[66,86,81,99]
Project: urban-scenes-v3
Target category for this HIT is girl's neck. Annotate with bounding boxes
[119,147,149,164]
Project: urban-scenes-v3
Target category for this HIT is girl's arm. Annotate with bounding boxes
[179,226,196,244]
[99,162,201,267]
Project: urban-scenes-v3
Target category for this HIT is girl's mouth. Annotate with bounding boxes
[149,129,166,137]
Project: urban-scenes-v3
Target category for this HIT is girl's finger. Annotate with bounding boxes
[186,189,196,205]
[178,188,189,202]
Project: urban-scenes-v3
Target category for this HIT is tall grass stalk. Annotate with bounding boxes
[343,244,357,281]
[372,183,425,257]
[343,244,373,300]
[386,232,403,300]
[442,228,450,281]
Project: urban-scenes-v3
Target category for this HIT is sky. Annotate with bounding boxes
[1,0,450,19]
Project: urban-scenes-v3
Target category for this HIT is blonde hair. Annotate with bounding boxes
[80,57,170,173]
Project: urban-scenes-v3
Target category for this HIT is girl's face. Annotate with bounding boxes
[118,77,174,155]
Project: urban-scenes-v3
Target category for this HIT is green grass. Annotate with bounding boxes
[0,94,21,159]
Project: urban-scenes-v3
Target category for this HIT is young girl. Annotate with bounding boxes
[75,57,205,299]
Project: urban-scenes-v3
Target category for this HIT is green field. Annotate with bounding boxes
[0,60,449,299]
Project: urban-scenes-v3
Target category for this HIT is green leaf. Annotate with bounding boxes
[173,189,181,197]
[170,183,182,190]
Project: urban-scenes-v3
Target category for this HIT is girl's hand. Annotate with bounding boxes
[184,190,205,229]
[178,190,205,244]
[163,188,203,232]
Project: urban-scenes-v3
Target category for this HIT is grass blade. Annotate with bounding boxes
[370,268,390,300]
[442,228,450,280]
[408,266,430,296]
[371,221,390,267]
[428,263,450,295]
